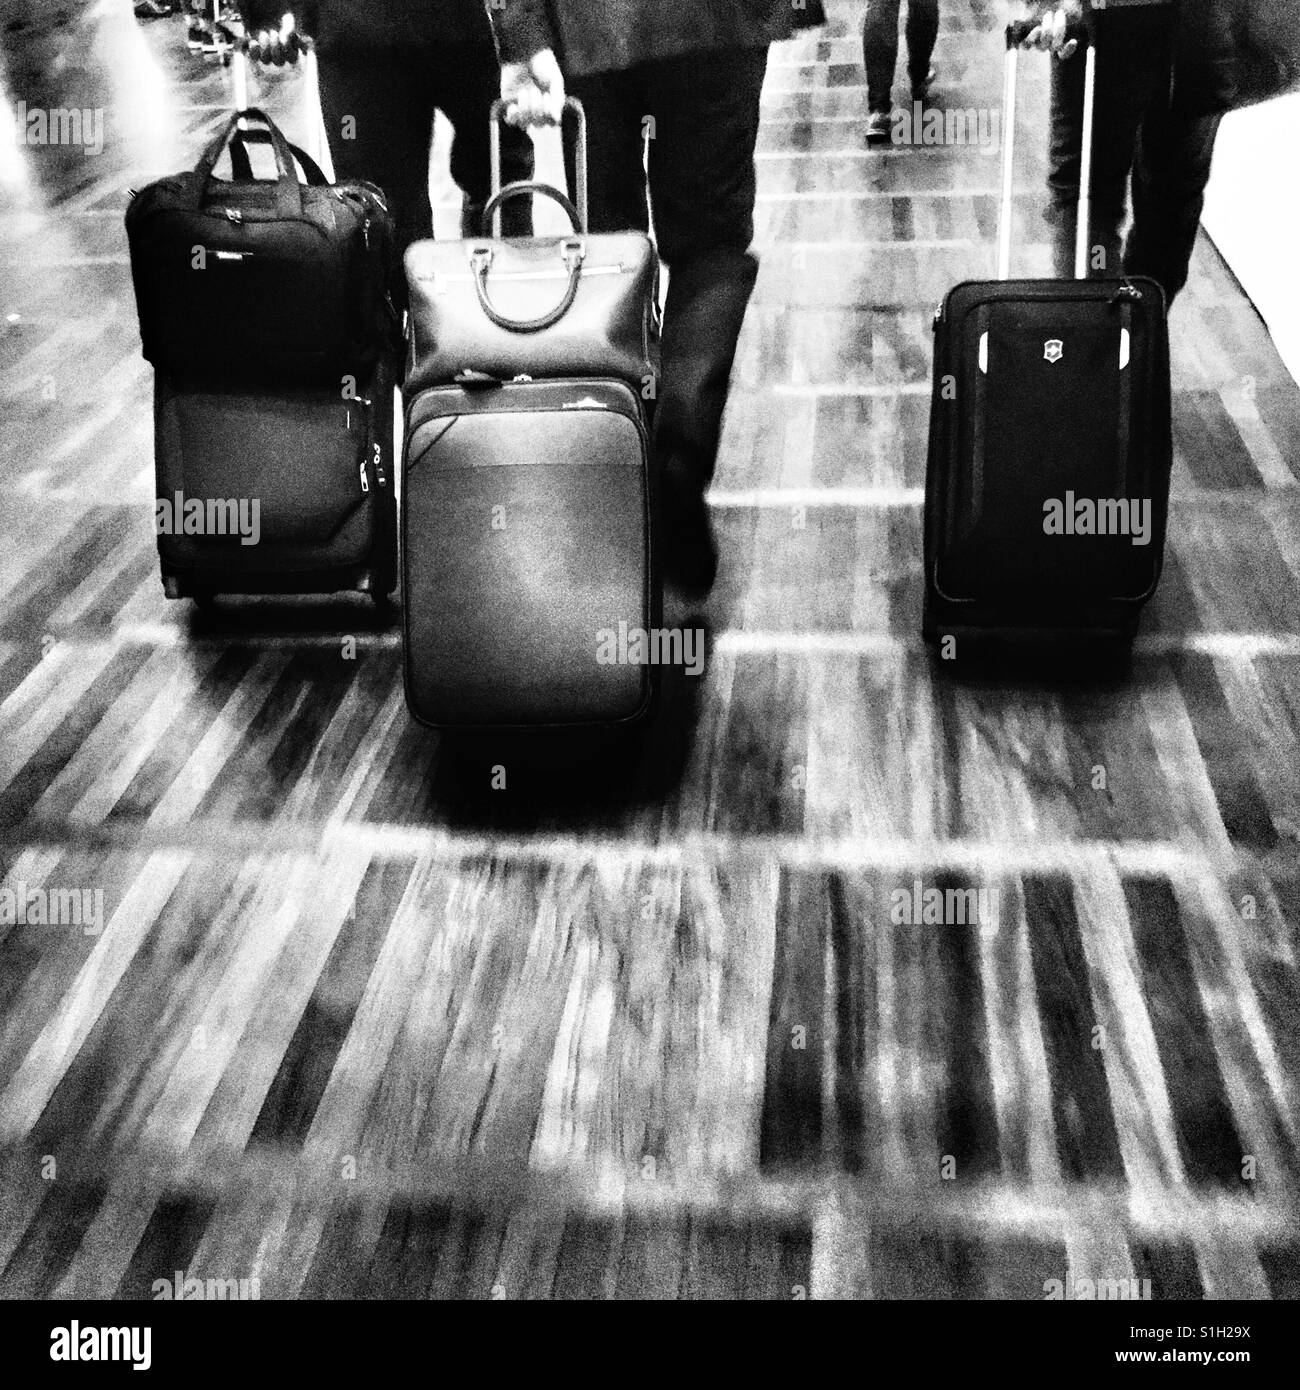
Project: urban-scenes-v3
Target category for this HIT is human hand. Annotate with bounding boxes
[248,11,302,65]
[1019,1,1083,59]
[500,48,566,127]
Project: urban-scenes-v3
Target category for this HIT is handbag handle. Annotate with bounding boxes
[193,109,304,216]
[227,129,330,187]
[470,201,587,334]
[480,179,582,239]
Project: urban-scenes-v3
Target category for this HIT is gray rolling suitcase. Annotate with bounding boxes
[402,100,661,730]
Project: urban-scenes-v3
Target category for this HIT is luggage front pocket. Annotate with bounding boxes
[401,378,654,728]
[155,382,375,557]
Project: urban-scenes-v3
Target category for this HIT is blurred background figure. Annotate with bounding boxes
[1023,0,1300,305]
[489,0,826,597]
[238,0,534,308]
[864,0,941,144]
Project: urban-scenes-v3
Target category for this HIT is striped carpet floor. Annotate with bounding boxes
[0,0,1297,1298]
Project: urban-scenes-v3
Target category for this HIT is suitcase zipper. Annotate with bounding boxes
[421,264,627,285]
[349,397,388,493]
[351,394,379,493]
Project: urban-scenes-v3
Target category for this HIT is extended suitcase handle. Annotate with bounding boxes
[998,7,1099,281]
[231,32,335,182]
[489,97,589,236]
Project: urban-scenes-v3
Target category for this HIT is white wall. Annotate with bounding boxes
[1201,92,1300,387]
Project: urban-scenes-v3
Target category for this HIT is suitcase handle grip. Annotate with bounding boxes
[489,97,588,235]
[1005,17,1090,48]
[470,229,587,334]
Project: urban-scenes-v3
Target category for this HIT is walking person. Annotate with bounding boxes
[1022,0,1300,305]
[239,2,535,309]
[490,0,827,597]
[864,0,942,144]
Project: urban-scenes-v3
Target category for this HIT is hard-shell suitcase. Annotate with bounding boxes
[144,41,398,603]
[402,101,660,731]
[923,12,1173,642]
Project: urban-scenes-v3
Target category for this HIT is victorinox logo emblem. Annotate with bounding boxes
[1044,339,1064,364]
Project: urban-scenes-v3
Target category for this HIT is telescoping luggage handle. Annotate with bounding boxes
[471,97,591,334]
[230,32,335,182]
[998,10,1096,281]
[488,96,589,235]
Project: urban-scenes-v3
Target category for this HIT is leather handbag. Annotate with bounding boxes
[404,99,660,396]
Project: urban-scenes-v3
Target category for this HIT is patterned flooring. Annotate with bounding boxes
[0,0,1297,1299]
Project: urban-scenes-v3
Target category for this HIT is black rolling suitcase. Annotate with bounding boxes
[128,40,399,603]
[923,11,1173,643]
[153,351,396,602]
[402,100,661,730]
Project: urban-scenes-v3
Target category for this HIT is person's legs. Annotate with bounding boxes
[863,0,905,114]
[431,37,536,238]
[643,45,769,592]
[1044,9,1176,279]
[905,0,941,93]
[1124,102,1222,305]
[562,68,651,236]
[317,47,435,307]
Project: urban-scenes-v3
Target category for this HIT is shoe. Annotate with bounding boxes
[659,476,719,600]
[865,110,892,145]
[912,66,938,102]
[134,1,177,18]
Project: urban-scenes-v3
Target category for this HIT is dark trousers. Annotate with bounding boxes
[1047,8,1221,303]
[563,47,769,502]
[863,0,940,113]
[317,41,534,308]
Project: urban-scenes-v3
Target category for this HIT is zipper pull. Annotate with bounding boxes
[362,216,371,251]
[372,443,387,488]
[359,457,370,494]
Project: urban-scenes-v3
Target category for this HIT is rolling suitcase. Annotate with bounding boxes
[922,10,1173,643]
[153,351,396,602]
[137,40,398,603]
[401,100,661,730]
